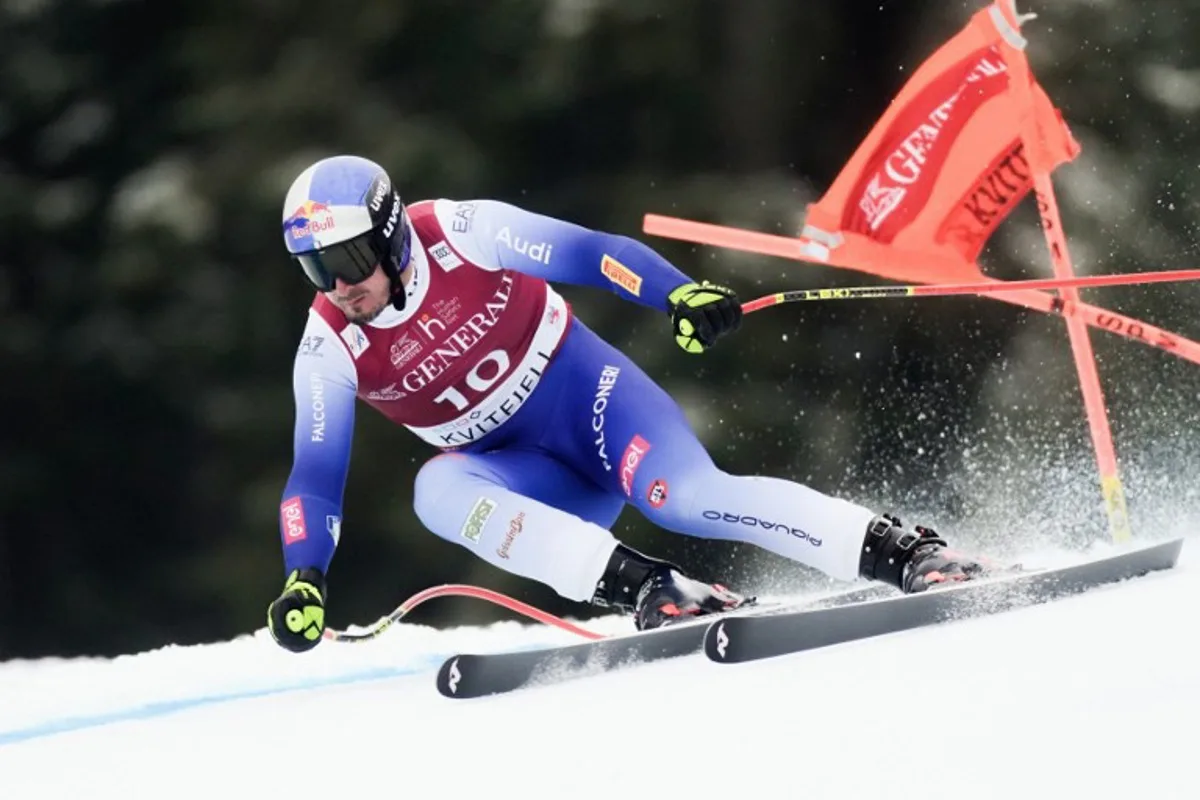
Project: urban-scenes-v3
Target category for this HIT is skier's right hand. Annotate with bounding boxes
[267,567,327,653]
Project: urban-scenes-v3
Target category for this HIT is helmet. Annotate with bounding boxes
[281,155,412,306]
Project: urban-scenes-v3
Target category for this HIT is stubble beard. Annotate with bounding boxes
[341,294,391,325]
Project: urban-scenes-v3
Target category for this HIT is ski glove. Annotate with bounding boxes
[268,567,327,653]
[667,281,742,353]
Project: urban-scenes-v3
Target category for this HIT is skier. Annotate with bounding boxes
[267,154,986,653]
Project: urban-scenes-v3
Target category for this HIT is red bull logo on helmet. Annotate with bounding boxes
[283,200,337,241]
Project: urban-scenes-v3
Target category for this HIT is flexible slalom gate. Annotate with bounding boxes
[646,212,1200,367]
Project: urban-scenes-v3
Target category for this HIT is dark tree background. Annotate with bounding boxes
[3,0,1199,659]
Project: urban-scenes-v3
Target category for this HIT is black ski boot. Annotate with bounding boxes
[592,543,752,630]
[859,514,986,593]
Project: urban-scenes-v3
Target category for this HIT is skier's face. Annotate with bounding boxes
[328,265,392,324]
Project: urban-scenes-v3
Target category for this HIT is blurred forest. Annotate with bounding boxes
[4,0,1200,659]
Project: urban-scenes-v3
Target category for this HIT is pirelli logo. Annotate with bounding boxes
[600,255,643,296]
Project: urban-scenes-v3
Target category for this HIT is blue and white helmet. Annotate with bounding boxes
[281,155,412,300]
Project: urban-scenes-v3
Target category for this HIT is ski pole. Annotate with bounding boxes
[741,269,1200,314]
[324,583,607,643]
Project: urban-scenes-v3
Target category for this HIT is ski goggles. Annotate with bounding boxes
[293,211,412,292]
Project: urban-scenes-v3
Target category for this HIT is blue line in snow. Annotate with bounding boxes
[0,659,442,747]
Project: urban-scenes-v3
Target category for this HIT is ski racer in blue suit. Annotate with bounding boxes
[266,154,987,652]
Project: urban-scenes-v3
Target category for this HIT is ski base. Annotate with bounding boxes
[705,537,1184,664]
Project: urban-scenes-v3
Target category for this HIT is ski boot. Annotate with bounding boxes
[859,514,987,593]
[592,543,753,630]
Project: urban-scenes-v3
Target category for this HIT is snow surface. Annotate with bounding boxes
[2,533,1197,800]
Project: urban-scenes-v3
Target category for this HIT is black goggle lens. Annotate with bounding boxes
[295,235,378,292]
[293,209,411,293]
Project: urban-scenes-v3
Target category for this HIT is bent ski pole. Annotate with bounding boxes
[324,583,606,643]
[741,269,1200,314]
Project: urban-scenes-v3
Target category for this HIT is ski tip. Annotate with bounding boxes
[1164,536,1185,564]
[1153,536,1184,570]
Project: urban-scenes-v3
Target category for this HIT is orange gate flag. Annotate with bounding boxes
[797,3,1080,283]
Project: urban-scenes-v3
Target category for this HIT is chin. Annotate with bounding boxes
[343,298,389,324]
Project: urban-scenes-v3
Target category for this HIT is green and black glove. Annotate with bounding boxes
[267,567,327,653]
[667,280,743,353]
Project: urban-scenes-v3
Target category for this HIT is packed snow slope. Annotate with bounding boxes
[1,531,1195,800]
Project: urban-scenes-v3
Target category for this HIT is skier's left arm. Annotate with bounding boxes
[439,199,743,352]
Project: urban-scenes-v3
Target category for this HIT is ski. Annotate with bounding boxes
[704,537,1185,664]
[435,615,707,699]
[434,582,900,699]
